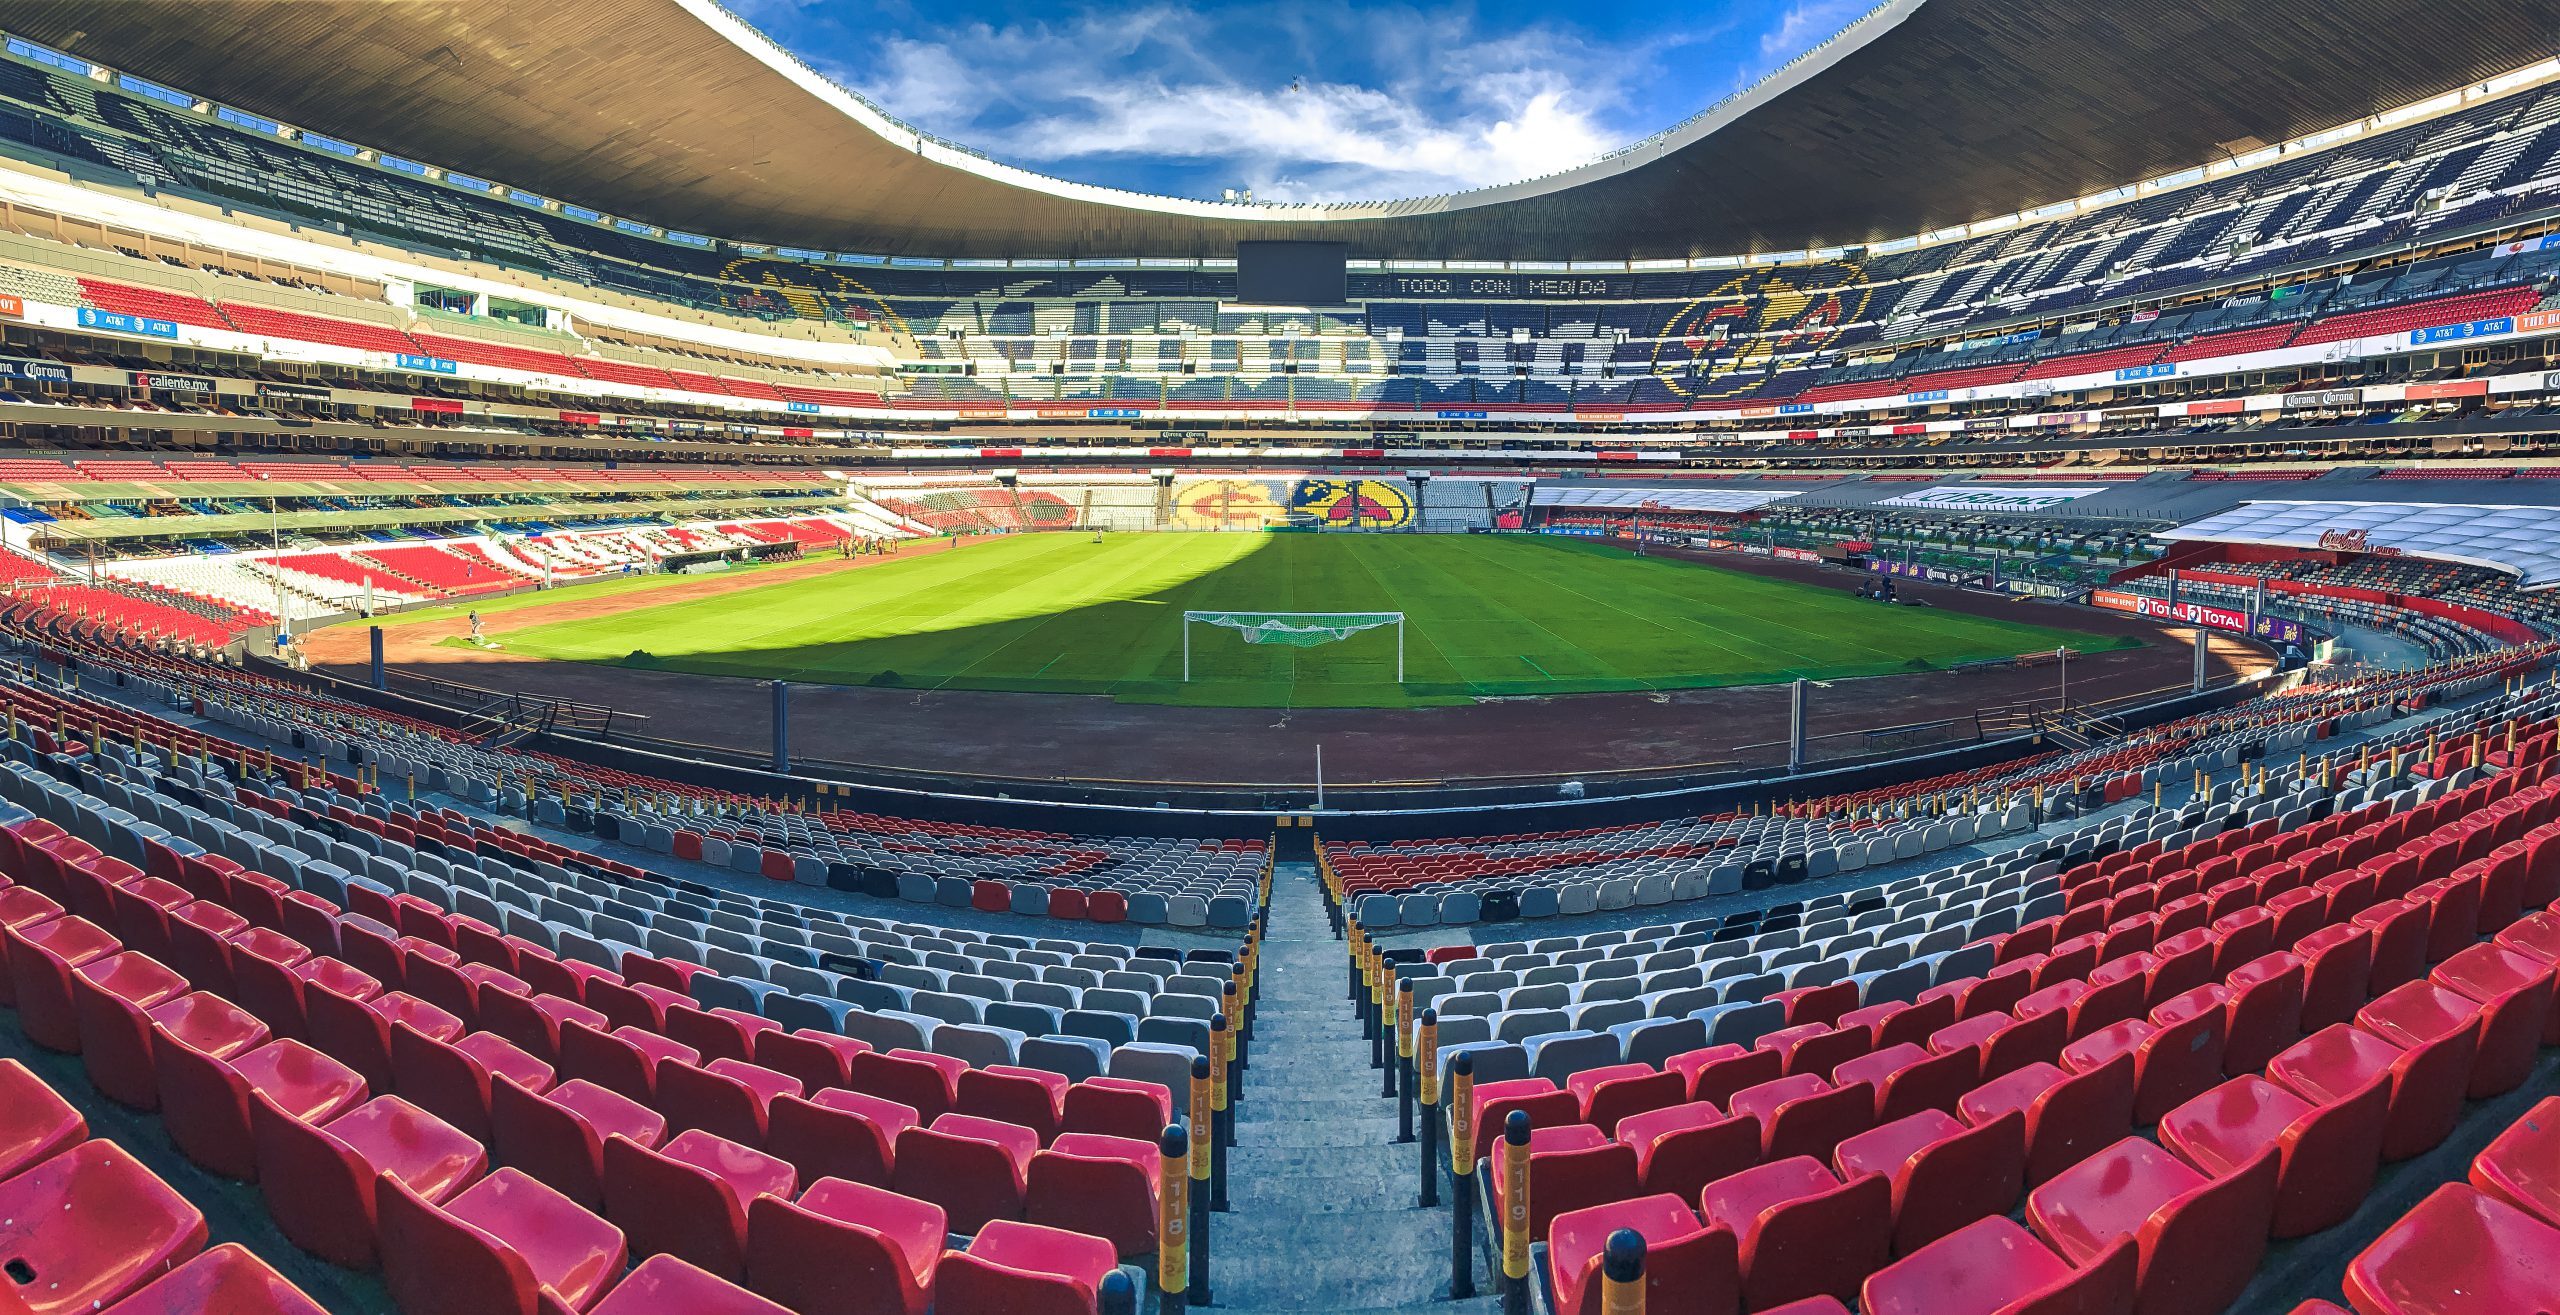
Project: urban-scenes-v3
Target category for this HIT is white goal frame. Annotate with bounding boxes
[1181,610,1405,682]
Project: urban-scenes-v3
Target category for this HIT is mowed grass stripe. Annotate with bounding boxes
[493,533,2133,708]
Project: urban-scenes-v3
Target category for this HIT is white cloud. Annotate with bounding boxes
[1756,0,1872,64]
[823,6,1644,202]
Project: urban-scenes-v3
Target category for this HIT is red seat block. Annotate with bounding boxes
[2430,943,2559,1084]
[1957,1054,2134,1187]
[1569,1064,1684,1136]
[2344,1184,2560,1315]
[1468,1077,1577,1163]
[8,913,120,1052]
[1061,1075,1171,1143]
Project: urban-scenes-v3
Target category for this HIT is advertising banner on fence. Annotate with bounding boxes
[2091,589,2305,643]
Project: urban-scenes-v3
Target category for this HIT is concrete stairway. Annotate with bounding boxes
[1210,862,1500,1313]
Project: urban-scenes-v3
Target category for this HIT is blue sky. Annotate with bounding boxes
[726,0,1878,204]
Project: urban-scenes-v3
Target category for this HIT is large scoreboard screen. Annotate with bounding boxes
[1235,241,1348,305]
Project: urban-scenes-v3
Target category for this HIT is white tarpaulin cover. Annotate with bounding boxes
[1528,487,1802,512]
[1875,485,2109,512]
[2156,500,2560,589]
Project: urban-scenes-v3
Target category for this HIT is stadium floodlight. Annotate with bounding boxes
[1182,610,1403,682]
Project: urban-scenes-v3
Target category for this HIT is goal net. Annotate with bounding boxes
[1183,610,1404,680]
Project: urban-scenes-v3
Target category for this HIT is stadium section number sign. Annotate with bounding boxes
[1183,611,1405,682]
[1876,485,2108,512]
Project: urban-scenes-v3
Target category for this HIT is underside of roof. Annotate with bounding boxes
[2,0,2552,260]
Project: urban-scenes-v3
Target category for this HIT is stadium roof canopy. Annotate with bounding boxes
[2157,501,2560,590]
[2,0,2551,261]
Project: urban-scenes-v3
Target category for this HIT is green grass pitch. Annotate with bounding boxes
[485,533,2136,708]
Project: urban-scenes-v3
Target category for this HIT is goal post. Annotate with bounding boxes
[1182,610,1404,682]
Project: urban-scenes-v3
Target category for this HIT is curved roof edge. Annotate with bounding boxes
[1,0,2547,260]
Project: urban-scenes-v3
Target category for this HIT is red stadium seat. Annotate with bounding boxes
[2467,1095,2560,1228]
[1832,1107,2026,1257]
[378,1167,628,1315]
[603,1129,796,1280]
[69,950,188,1109]
[1615,1100,1760,1203]
[891,1113,1037,1234]
[1061,1075,1171,1142]
[1546,1193,1740,1315]
[1955,1054,2134,1186]
[99,1243,329,1315]
[2158,1073,2389,1238]
[659,1057,804,1147]
[751,1028,871,1095]
[2027,1138,2278,1315]
[158,1029,365,1181]
[250,1092,487,1268]
[1861,1216,2137,1315]
[391,1022,554,1145]
[587,1253,795,1314]
[1027,1132,1161,1257]
[766,1089,912,1189]
[2269,1020,2474,1163]
[490,1076,666,1211]
[932,1220,1119,1315]
[1698,1156,1891,1310]
[746,1177,943,1315]
[0,1058,84,1182]
[2344,1184,2560,1315]
[8,912,120,1051]
[0,1140,208,1313]
[955,1064,1068,1145]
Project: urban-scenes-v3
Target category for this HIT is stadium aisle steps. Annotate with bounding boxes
[1212,863,1496,1314]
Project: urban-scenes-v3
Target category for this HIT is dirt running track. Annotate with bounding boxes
[301,541,2263,788]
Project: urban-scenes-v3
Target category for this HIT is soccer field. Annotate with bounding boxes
[487,533,2134,708]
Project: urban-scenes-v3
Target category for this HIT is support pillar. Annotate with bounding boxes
[1787,678,1808,775]
[770,680,790,773]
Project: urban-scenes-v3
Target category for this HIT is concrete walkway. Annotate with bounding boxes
[1211,861,1498,1313]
